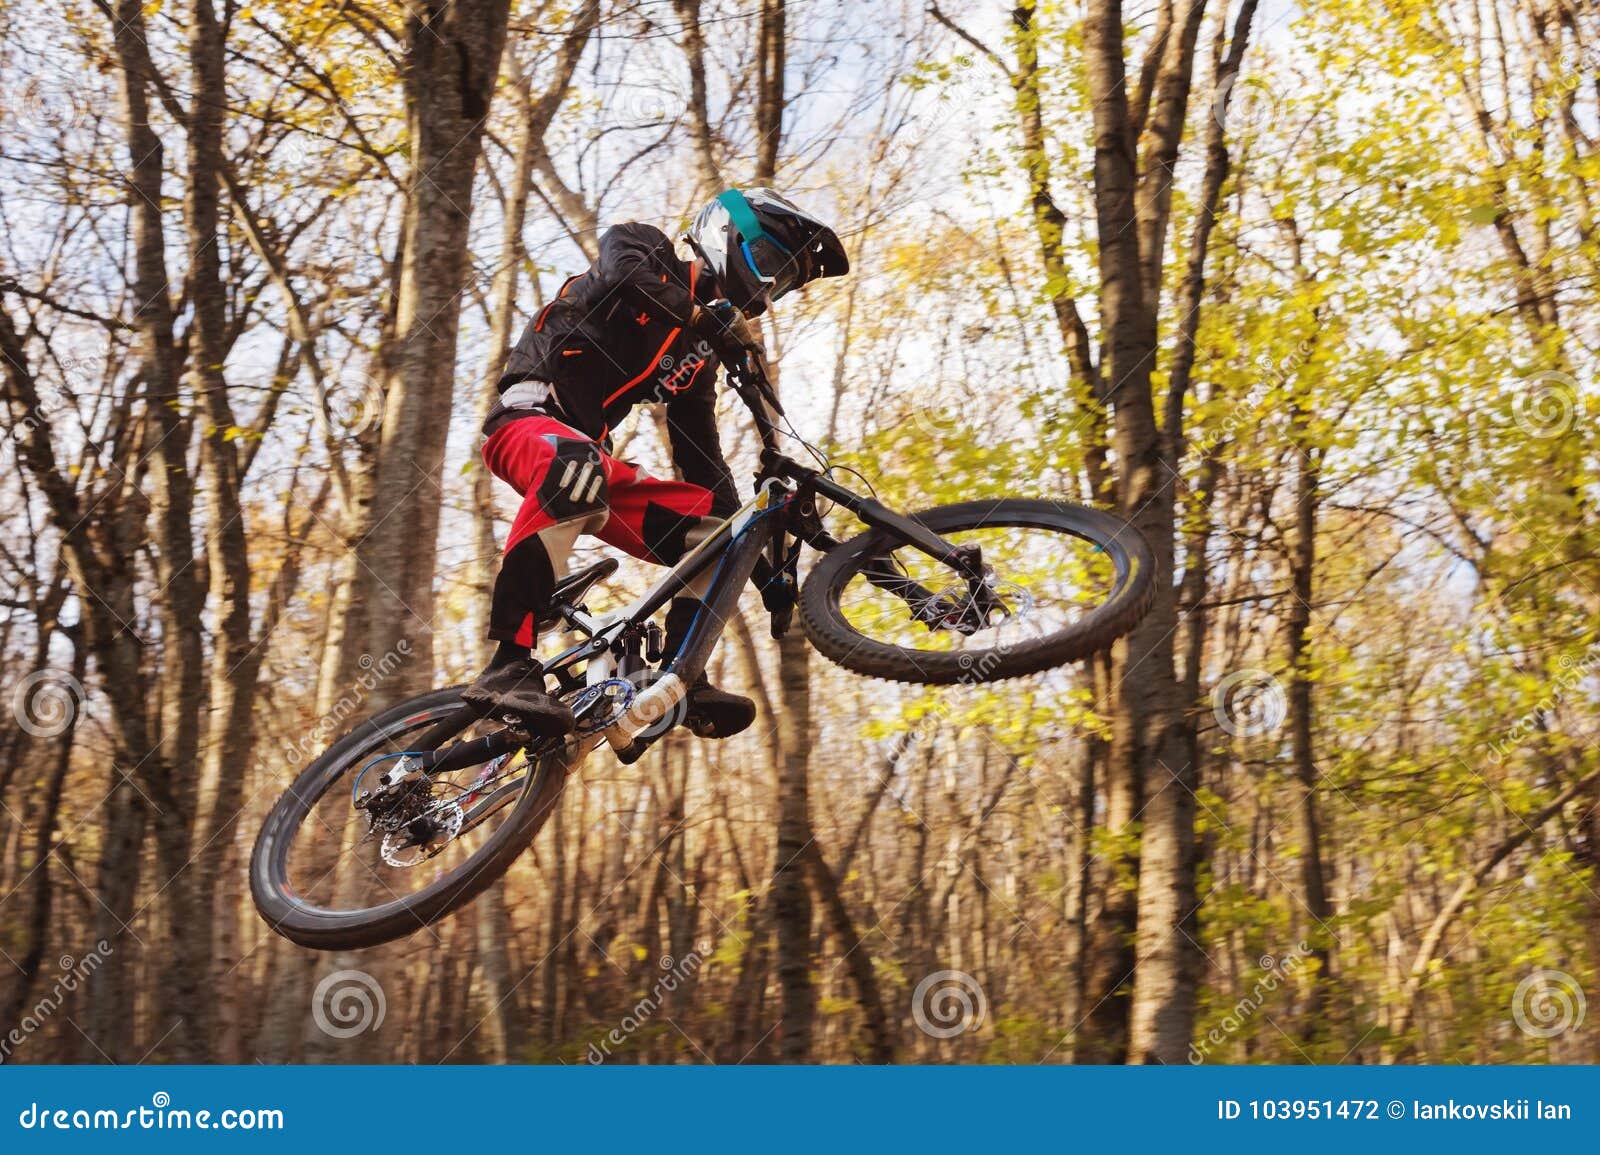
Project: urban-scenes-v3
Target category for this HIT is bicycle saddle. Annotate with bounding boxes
[534,557,619,631]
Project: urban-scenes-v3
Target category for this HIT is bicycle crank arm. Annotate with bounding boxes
[601,672,688,753]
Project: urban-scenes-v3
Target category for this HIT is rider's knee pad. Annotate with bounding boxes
[536,436,610,522]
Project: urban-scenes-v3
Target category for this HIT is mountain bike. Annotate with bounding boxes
[250,366,1155,950]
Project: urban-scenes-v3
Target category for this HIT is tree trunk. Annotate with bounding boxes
[183,0,261,1064]
[805,837,894,1062]
[352,0,512,703]
[1288,412,1334,1034]
[108,0,210,1062]
[773,629,815,1061]
[673,0,725,196]
[1,635,84,1039]
[1083,0,1207,1065]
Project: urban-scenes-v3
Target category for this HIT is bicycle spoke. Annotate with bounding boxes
[836,525,1114,656]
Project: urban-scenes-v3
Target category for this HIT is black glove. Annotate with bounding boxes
[694,298,780,412]
[692,298,762,357]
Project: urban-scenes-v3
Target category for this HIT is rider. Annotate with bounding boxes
[464,188,850,737]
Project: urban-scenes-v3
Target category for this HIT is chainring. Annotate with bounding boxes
[562,677,636,733]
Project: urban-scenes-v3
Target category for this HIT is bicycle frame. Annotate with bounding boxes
[415,383,985,770]
[542,475,789,754]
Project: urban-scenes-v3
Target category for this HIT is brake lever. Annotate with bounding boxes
[730,354,785,417]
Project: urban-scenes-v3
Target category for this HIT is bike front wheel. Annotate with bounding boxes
[799,499,1154,684]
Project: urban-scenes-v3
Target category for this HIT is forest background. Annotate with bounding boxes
[2,0,1598,1065]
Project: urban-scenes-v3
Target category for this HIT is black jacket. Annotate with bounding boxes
[490,222,737,515]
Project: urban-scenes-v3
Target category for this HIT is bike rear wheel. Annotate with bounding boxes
[799,499,1154,684]
[250,687,570,951]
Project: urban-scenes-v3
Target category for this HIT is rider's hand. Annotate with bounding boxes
[693,298,771,385]
[693,298,762,353]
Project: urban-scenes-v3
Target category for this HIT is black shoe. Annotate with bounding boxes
[684,676,756,739]
[462,657,575,737]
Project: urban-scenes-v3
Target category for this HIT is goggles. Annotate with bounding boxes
[716,190,806,299]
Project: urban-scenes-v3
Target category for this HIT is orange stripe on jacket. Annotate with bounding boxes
[602,263,699,408]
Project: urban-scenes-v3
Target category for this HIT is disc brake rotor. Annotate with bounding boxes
[379,798,464,868]
[930,574,1034,635]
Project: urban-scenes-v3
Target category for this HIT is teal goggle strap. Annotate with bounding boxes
[716,189,791,282]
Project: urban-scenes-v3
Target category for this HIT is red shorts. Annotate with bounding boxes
[483,415,718,645]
